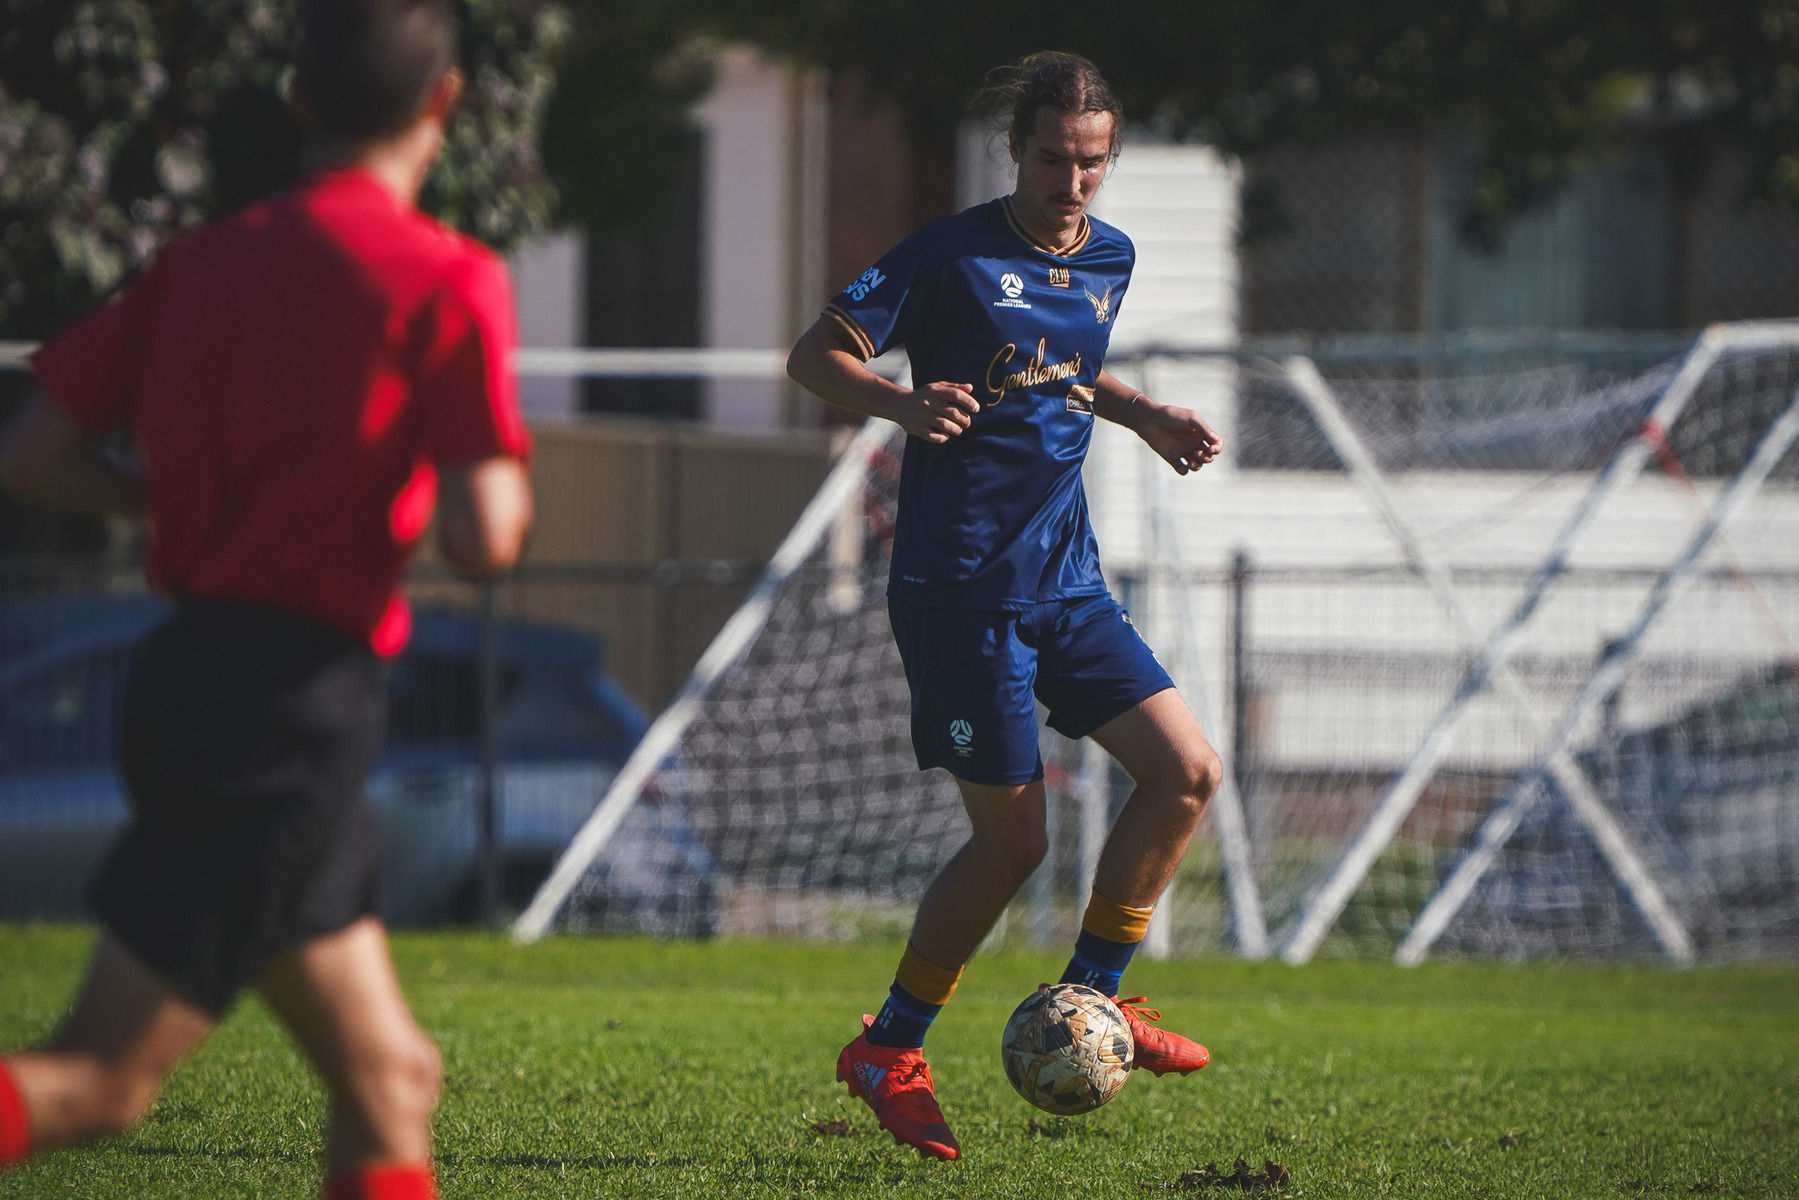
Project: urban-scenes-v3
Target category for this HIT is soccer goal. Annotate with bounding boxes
[516,323,1799,964]
[1110,323,1799,964]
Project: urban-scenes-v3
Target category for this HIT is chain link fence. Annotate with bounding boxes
[1240,137,1799,337]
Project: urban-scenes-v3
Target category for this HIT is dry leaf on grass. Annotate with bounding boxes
[1147,1157,1292,1192]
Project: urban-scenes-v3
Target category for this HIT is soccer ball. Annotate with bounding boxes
[1000,983,1133,1114]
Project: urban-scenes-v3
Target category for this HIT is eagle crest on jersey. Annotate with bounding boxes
[1084,282,1113,325]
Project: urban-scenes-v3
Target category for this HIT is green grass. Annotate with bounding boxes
[2,925,1795,1198]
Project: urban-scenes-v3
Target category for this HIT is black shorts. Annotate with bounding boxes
[91,599,389,1015]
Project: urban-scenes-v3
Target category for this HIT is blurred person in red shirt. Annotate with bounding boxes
[0,2,532,1197]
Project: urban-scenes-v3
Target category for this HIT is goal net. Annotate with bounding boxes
[517,324,1799,964]
[1104,326,1799,964]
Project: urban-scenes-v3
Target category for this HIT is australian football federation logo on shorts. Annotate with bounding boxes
[949,719,975,756]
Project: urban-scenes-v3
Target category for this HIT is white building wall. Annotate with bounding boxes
[955,120,1012,210]
[508,229,585,422]
[692,47,828,429]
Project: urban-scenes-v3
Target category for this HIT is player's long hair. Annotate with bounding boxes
[971,51,1124,163]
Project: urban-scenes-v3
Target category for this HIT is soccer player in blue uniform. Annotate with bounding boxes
[788,52,1224,1160]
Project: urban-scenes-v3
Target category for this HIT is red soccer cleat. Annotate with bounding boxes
[835,1016,961,1161]
[1117,996,1210,1076]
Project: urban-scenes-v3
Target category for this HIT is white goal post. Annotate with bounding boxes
[1271,321,1799,964]
[513,415,893,942]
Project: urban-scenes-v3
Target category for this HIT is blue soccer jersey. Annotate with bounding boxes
[824,196,1133,610]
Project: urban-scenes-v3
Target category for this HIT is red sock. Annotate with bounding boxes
[323,1164,436,1200]
[0,1059,30,1167]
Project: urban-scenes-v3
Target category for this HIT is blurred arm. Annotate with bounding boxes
[435,455,533,577]
[0,394,148,516]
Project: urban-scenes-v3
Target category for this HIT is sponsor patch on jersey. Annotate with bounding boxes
[986,339,1083,406]
[1066,384,1095,415]
[1047,266,1071,288]
[846,265,886,301]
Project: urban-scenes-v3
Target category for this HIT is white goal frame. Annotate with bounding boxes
[1274,320,1799,965]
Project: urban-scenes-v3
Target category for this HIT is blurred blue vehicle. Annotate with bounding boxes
[0,594,715,932]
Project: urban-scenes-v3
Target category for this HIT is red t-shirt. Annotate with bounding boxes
[30,167,531,656]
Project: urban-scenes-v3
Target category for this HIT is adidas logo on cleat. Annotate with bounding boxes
[853,1061,888,1093]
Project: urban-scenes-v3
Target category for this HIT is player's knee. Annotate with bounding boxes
[387,1028,442,1119]
[414,1031,444,1110]
[978,816,1047,883]
[1187,746,1223,806]
[399,1028,443,1117]
[1155,745,1221,823]
[349,1026,441,1127]
[1011,824,1050,882]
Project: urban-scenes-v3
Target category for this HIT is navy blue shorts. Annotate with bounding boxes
[888,592,1175,786]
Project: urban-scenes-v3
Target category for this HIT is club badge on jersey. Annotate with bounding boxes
[821,195,1134,612]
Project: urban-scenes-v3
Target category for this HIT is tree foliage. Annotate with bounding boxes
[630,0,1799,246]
[0,0,567,339]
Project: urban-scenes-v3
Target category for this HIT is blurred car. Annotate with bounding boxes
[0,594,715,931]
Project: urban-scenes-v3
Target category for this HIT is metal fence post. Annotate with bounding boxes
[477,577,501,925]
[1229,548,1253,817]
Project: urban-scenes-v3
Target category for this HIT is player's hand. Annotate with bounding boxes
[1138,400,1223,475]
[898,381,980,443]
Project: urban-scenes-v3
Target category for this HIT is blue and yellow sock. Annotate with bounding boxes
[1059,892,1154,998]
[867,942,963,1050]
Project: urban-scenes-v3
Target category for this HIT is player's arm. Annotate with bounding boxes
[1092,369,1223,476]
[0,394,148,515]
[436,455,532,578]
[787,318,979,444]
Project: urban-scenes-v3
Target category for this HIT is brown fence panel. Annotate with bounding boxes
[425,419,835,710]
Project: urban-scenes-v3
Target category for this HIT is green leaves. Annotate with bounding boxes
[0,0,566,338]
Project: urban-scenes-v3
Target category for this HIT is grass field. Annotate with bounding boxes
[1,924,1795,1198]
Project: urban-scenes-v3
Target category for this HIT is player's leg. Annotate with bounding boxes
[255,915,441,1196]
[869,599,1046,1050]
[0,937,215,1164]
[881,777,1049,1045]
[838,602,1045,1159]
[837,778,1045,1161]
[1073,691,1221,1074]
[1037,597,1221,1075]
[1085,688,1220,915]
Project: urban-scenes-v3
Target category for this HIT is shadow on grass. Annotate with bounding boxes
[436,1152,700,1172]
[123,1143,313,1163]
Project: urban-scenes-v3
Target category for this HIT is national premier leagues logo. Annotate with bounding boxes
[994,272,1032,311]
[949,719,974,756]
